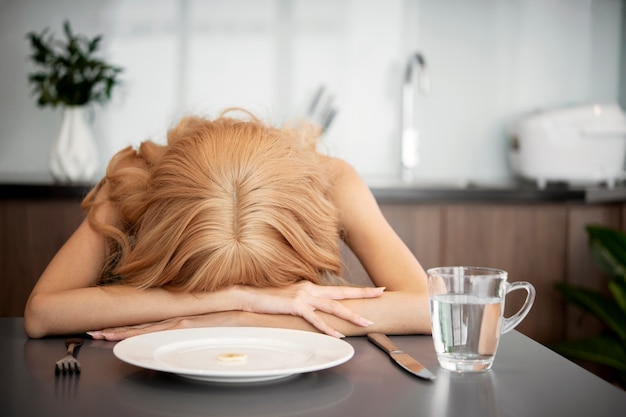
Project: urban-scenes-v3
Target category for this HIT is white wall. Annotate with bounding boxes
[0,0,624,185]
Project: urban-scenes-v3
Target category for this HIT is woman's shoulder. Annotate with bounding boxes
[325,157,373,209]
[326,157,362,187]
[326,156,353,176]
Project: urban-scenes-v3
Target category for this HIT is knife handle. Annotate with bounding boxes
[367,333,403,354]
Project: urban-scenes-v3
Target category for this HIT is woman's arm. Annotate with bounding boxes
[315,158,431,335]
[99,286,428,339]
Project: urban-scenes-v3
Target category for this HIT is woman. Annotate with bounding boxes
[24,110,431,340]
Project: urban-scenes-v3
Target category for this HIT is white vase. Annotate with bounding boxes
[49,106,98,183]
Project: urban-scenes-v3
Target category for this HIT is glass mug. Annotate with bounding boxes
[427,266,536,372]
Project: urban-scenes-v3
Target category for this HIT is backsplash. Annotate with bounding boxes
[0,0,624,185]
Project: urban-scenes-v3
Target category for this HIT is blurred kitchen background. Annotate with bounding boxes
[1,0,625,186]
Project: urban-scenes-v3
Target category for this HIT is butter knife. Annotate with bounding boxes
[367,333,436,380]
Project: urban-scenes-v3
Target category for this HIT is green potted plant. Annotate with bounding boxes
[26,20,122,183]
[553,224,626,388]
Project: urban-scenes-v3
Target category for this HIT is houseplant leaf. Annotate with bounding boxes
[608,280,626,314]
[555,282,626,343]
[586,225,626,279]
[554,224,626,388]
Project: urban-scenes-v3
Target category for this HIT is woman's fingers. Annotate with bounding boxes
[89,320,175,340]
[299,281,385,300]
[88,312,238,340]
[236,281,385,337]
[308,297,374,327]
[299,308,345,338]
[277,282,382,337]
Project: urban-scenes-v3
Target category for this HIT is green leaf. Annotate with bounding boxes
[63,20,73,40]
[608,280,626,314]
[88,36,102,53]
[586,225,626,280]
[555,282,626,342]
[552,334,626,372]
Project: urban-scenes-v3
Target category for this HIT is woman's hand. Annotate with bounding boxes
[88,312,238,341]
[89,281,384,340]
[235,281,383,337]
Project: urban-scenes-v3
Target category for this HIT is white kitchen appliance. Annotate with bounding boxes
[510,103,626,188]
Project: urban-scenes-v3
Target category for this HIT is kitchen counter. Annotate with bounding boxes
[3,181,626,204]
[369,181,626,204]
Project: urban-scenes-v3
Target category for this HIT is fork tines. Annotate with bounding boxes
[54,338,83,375]
[55,356,81,375]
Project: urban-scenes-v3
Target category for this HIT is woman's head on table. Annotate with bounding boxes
[87,110,343,291]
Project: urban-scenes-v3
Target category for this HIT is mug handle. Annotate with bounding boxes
[501,281,536,334]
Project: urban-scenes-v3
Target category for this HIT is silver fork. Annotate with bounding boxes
[55,338,83,375]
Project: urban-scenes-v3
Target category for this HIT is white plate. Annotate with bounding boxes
[113,327,354,383]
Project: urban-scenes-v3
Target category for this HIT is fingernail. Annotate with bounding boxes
[359,317,374,327]
[86,331,101,339]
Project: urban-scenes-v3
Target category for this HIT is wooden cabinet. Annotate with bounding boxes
[0,199,85,316]
[342,202,624,346]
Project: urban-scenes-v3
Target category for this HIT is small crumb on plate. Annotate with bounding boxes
[216,353,247,365]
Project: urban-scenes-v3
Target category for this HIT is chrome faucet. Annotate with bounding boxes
[401,52,429,182]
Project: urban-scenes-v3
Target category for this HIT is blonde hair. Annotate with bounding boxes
[83,111,342,291]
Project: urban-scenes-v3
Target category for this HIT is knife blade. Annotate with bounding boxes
[367,333,436,380]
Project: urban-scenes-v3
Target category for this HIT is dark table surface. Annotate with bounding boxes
[1,317,625,417]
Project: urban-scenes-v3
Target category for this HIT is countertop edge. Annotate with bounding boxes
[2,183,626,204]
[0,184,93,200]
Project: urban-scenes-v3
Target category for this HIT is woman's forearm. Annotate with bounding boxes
[24,284,241,338]
[336,290,431,335]
[24,281,388,338]
[235,290,431,336]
